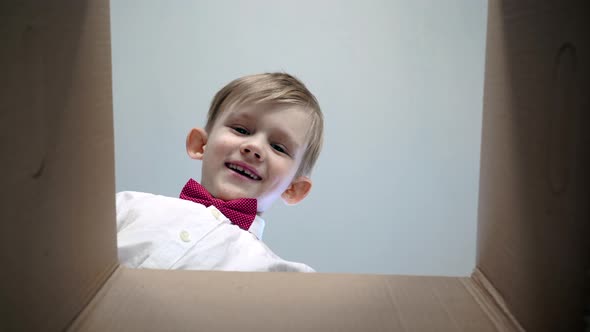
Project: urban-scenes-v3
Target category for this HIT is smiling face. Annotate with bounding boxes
[187,103,313,213]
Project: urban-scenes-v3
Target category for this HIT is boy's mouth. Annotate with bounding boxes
[225,163,262,181]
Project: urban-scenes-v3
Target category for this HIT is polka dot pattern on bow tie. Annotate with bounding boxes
[179,179,258,231]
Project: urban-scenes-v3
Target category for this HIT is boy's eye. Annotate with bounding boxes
[272,144,288,155]
[232,127,249,135]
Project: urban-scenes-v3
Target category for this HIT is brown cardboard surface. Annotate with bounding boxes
[0,1,117,331]
[70,267,499,332]
[477,1,589,331]
[3,0,588,331]
[467,269,524,331]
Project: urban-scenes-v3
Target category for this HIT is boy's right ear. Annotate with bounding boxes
[186,128,208,160]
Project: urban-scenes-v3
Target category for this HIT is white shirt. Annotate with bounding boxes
[116,191,314,272]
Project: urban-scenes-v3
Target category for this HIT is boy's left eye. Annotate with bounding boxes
[232,127,249,135]
[271,144,288,155]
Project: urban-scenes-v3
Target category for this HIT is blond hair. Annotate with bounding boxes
[205,72,324,177]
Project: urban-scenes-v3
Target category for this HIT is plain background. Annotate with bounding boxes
[110,0,488,275]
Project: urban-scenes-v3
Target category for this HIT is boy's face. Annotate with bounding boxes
[197,103,311,212]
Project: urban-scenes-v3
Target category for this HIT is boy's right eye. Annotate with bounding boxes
[232,127,249,135]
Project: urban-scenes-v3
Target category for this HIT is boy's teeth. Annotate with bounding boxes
[228,163,260,180]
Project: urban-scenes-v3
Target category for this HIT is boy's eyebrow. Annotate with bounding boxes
[273,128,301,150]
[225,112,251,122]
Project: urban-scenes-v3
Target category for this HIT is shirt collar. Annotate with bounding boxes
[248,215,265,240]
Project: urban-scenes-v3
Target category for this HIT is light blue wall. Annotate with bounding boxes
[111,0,488,275]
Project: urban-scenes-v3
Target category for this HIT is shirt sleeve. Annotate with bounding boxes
[266,259,316,273]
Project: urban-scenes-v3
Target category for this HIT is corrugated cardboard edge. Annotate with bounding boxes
[65,264,123,332]
[462,268,525,332]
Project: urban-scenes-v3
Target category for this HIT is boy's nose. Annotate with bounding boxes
[241,144,263,161]
[243,148,261,159]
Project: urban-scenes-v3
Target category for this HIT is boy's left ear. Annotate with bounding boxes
[281,176,312,205]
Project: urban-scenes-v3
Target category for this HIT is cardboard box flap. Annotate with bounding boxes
[476,1,589,331]
[4,1,588,331]
[70,267,503,332]
[466,269,525,331]
[0,1,117,331]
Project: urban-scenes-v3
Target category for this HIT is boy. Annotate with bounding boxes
[116,72,323,272]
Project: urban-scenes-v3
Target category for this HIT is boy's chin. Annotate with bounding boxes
[212,185,256,201]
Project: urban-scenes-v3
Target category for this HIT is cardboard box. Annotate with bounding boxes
[1,1,587,331]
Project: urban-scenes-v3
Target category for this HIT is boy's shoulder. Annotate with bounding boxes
[116,190,258,239]
[116,190,205,210]
[115,190,212,231]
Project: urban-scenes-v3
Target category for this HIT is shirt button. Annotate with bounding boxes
[211,207,222,220]
[179,230,191,242]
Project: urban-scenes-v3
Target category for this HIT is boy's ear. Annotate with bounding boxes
[281,176,312,205]
[186,127,208,160]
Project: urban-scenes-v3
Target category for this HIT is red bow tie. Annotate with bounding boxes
[179,179,258,231]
